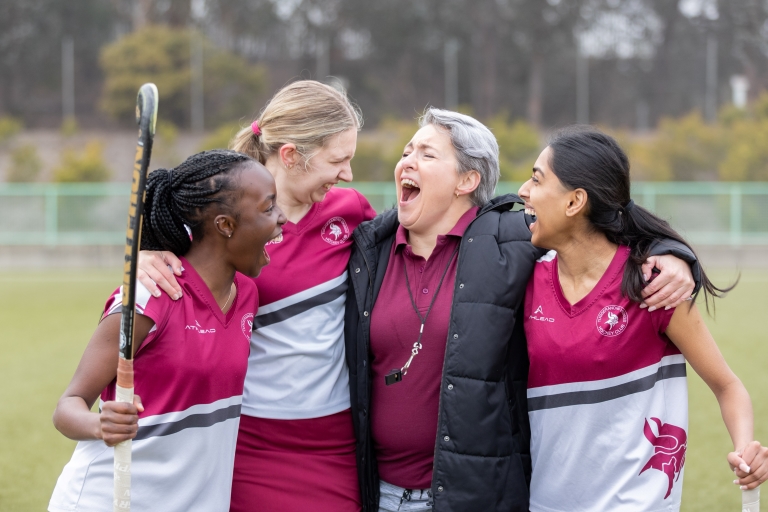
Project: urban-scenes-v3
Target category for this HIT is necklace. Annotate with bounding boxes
[221,282,235,311]
[384,245,459,386]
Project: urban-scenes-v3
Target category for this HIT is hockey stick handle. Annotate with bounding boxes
[743,488,760,512]
[113,82,157,512]
[114,358,134,511]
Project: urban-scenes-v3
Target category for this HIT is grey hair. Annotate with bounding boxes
[418,107,500,206]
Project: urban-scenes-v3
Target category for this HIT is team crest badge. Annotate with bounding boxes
[321,217,350,245]
[596,304,628,336]
[241,313,254,339]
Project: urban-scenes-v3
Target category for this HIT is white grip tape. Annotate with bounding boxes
[113,385,133,512]
[743,488,760,512]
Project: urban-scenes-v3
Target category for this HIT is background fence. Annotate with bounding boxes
[1,182,768,246]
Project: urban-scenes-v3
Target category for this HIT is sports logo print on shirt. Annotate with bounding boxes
[639,417,687,499]
[595,304,628,336]
[185,320,216,334]
[241,313,254,340]
[529,305,555,323]
[321,216,350,245]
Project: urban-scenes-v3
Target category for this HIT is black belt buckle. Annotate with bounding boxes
[385,369,403,385]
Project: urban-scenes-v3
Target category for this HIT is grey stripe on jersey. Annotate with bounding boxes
[528,363,686,411]
[252,280,348,330]
[134,403,241,441]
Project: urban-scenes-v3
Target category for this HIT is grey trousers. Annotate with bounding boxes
[378,480,433,512]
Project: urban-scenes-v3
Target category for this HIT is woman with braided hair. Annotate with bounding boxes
[137,80,376,511]
[49,150,285,512]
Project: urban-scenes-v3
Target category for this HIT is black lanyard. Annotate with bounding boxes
[384,245,460,386]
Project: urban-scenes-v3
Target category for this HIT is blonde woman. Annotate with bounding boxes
[138,81,375,511]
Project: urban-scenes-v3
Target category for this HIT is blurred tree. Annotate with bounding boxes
[53,140,111,182]
[0,117,23,145]
[99,25,267,128]
[198,121,243,152]
[0,0,120,126]
[7,145,43,182]
[487,114,541,181]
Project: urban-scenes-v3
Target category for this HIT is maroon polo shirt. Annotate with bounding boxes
[369,206,478,489]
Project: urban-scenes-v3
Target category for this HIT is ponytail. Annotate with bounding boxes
[548,126,734,312]
[230,80,362,167]
[142,150,251,255]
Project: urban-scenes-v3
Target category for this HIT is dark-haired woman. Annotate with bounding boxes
[48,150,286,512]
[518,128,767,512]
[137,81,374,511]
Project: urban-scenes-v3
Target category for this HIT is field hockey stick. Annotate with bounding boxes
[743,488,760,512]
[114,83,158,512]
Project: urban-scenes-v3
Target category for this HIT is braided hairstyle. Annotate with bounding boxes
[141,149,252,255]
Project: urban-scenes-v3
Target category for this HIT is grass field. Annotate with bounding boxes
[0,268,766,511]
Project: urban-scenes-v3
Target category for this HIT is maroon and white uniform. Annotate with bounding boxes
[524,246,687,512]
[49,259,256,512]
[230,187,376,512]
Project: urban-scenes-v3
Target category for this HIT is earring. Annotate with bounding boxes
[229,234,232,238]
[455,192,460,198]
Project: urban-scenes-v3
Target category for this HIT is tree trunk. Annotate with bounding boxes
[527,50,543,127]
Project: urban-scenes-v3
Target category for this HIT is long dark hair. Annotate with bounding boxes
[547,126,733,310]
[141,149,251,255]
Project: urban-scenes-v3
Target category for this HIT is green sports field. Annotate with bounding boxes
[0,269,766,511]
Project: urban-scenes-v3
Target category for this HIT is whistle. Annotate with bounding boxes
[385,369,403,385]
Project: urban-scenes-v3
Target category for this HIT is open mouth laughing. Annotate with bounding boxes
[400,178,421,203]
[263,231,283,264]
[524,206,537,231]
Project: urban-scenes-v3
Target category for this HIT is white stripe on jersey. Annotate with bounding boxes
[50,397,242,512]
[527,354,684,398]
[106,282,154,316]
[242,273,350,420]
[255,271,347,315]
[135,395,242,427]
[529,357,688,512]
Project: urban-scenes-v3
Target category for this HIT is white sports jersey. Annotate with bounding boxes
[524,246,688,512]
[241,187,375,419]
[49,260,255,511]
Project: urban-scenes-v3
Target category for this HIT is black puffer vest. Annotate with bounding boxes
[345,194,543,511]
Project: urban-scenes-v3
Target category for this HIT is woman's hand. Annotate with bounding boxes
[640,254,695,311]
[138,251,183,300]
[99,395,144,447]
[730,441,768,490]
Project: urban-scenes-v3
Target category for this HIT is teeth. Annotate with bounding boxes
[323,184,332,191]
[401,178,419,189]
[525,208,536,217]
[267,233,283,245]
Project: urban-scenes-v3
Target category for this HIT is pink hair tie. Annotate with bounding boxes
[251,120,261,136]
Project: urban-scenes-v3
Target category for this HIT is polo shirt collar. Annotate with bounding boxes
[395,206,480,250]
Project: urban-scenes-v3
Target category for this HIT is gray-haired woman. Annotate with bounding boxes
[345,108,700,511]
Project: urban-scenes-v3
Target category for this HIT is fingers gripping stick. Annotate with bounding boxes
[114,83,158,512]
[743,488,760,512]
